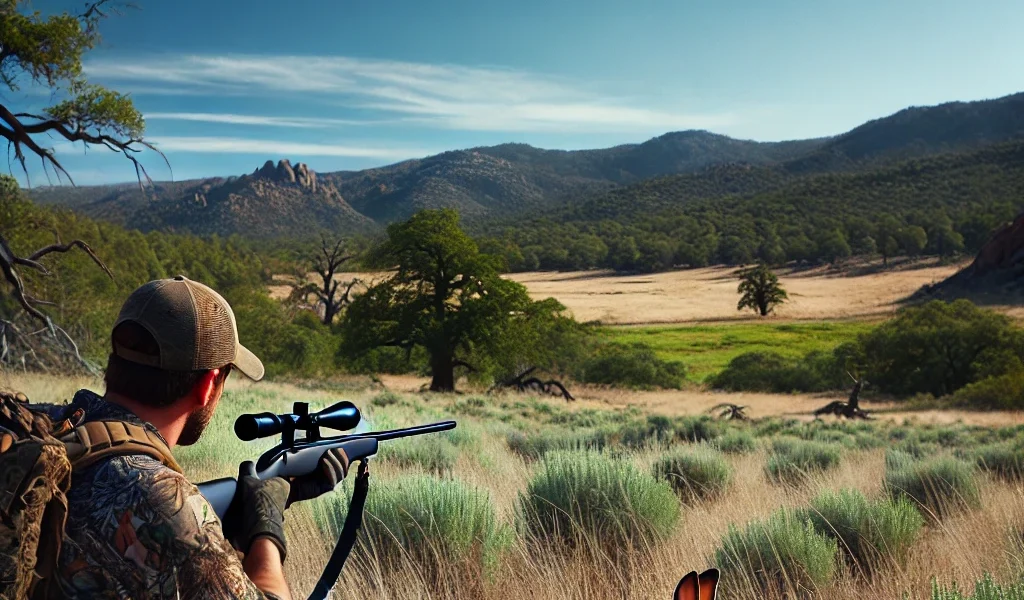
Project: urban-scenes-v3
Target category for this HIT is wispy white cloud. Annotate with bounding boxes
[85,54,737,134]
[144,112,378,128]
[148,136,436,159]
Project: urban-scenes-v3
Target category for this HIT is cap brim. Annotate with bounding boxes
[232,343,265,381]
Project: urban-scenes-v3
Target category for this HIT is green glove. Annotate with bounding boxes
[286,448,349,508]
[230,460,290,561]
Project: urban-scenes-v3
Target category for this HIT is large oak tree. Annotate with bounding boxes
[340,209,579,392]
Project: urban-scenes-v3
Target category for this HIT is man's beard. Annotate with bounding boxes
[179,399,217,446]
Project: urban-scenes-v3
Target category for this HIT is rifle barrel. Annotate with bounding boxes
[363,420,456,441]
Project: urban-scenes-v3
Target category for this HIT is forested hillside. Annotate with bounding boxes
[0,181,338,376]
[480,140,1024,272]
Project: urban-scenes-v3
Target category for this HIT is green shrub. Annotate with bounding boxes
[315,475,511,576]
[796,488,923,575]
[577,342,687,389]
[885,449,917,471]
[947,370,1024,410]
[964,442,1024,481]
[930,573,1024,600]
[858,300,1024,398]
[714,430,758,454]
[711,351,831,393]
[674,415,722,443]
[715,510,838,598]
[518,450,680,554]
[505,429,608,461]
[618,415,676,448]
[765,438,842,483]
[653,446,733,502]
[886,456,981,519]
[892,437,943,460]
[379,435,459,474]
[614,414,720,448]
[370,391,403,407]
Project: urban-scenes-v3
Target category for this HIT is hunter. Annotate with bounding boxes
[41,276,348,600]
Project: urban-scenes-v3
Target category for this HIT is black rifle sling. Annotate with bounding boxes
[308,460,370,600]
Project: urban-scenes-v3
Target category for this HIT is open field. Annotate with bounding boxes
[8,372,1024,600]
[508,258,976,325]
[271,258,1008,327]
[597,321,876,381]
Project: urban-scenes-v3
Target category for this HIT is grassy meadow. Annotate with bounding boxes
[9,370,1024,600]
[598,321,876,381]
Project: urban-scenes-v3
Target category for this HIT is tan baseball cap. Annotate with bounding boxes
[112,275,265,381]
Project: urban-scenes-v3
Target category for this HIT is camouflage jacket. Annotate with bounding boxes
[42,390,284,600]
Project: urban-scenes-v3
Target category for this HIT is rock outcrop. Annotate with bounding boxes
[917,212,1024,300]
[253,159,318,192]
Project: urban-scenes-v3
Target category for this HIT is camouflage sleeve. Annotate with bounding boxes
[94,456,286,600]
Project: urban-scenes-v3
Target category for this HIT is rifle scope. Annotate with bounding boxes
[234,400,361,442]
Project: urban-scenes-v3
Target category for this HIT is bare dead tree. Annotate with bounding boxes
[708,403,750,421]
[489,366,576,402]
[0,228,113,374]
[813,372,872,420]
[290,235,361,325]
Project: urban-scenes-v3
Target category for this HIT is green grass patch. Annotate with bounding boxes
[597,321,874,381]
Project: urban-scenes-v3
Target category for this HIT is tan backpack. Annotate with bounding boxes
[0,390,182,600]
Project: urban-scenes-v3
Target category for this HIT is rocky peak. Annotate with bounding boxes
[252,159,318,192]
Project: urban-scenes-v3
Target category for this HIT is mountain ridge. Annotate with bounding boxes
[26,91,1024,239]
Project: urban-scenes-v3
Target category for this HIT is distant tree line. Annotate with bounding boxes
[476,142,1024,272]
[475,202,1017,274]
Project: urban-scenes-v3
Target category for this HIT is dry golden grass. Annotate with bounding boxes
[266,257,1024,327]
[505,260,971,326]
[8,372,1024,599]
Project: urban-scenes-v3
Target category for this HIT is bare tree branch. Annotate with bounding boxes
[27,239,114,279]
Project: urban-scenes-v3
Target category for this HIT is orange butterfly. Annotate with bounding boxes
[673,568,720,600]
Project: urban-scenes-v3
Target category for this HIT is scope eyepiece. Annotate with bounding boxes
[234,400,361,441]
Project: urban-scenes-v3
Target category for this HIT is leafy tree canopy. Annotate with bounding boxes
[0,0,163,184]
[737,264,788,317]
[341,209,580,392]
[858,299,1024,397]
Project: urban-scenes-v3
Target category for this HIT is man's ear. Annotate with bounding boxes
[194,368,221,408]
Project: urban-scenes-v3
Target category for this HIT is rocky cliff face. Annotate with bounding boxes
[918,212,1024,299]
[129,159,374,238]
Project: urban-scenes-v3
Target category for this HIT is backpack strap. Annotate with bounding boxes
[62,420,184,475]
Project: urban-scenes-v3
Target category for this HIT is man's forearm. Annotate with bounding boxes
[243,538,293,600]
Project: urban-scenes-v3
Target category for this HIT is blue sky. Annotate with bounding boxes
[17,0,1024,185]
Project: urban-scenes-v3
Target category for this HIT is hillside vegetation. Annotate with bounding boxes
[486,140,1024,272]
[27,92,1024,266]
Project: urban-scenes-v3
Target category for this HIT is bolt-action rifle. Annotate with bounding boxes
[196,400,456,600]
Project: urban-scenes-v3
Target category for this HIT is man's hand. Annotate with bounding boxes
[286,448,349,507]
[226,461,290,561]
